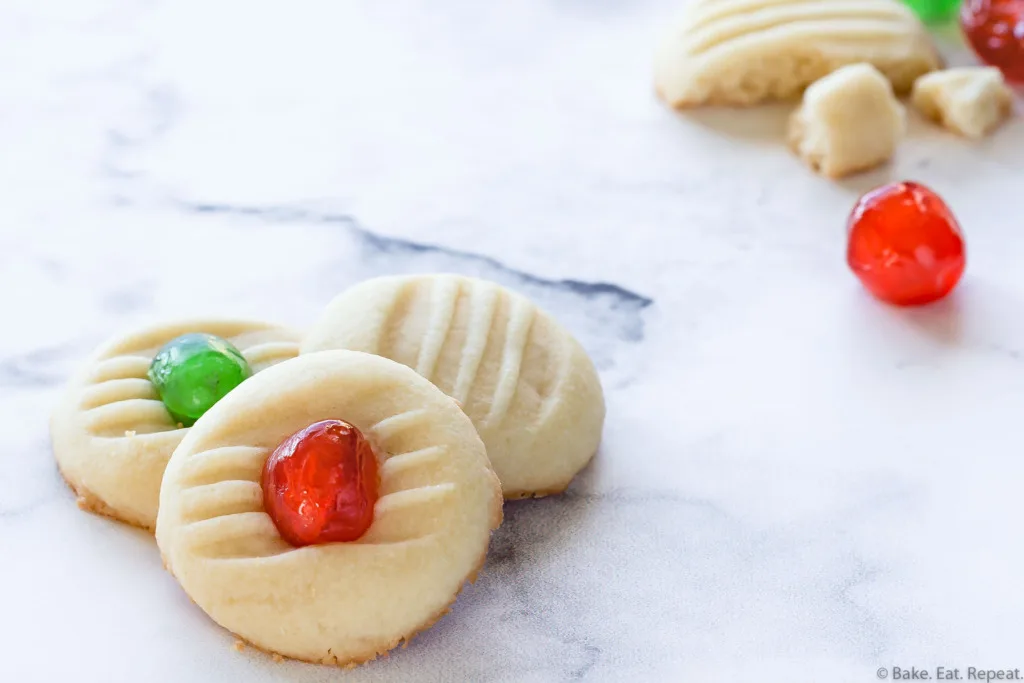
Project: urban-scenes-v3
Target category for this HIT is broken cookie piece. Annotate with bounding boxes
[912,67,1014,139]
[788,63,906,179]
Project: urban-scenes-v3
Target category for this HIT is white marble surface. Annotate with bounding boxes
[3,1,1024,681]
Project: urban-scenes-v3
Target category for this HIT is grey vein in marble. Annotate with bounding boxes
[175,200,652,366]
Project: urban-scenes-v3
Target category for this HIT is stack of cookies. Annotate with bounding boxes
[50,273,606,666]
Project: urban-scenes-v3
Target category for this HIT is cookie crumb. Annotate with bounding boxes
[233,640,245,652]
[788,63,905,178]
[911,67,1013,138]
[176,422,184,429]
[124,430,137,437]
[271,654,284,663]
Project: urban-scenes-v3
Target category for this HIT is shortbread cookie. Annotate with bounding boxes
[302,275,605,499]
[788,63,906,178]
[155,350,502,666]
[654,0,940,107]
[51,319,300,531]
[912,67,1014,139]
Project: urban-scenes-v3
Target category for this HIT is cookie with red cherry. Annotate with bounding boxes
[155,350,502,666]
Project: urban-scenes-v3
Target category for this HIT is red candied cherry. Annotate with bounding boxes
[961,0,1024,83]
[847,181,966,306]
[262,420,380,547]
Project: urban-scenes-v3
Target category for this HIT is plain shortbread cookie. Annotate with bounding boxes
[654,0,940,107]
[788,63,906,178]
[301,274,606,499]
[155,350,503,666]
[50,319,300,531]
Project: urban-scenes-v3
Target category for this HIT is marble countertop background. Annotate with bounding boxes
[3,1,1024,681]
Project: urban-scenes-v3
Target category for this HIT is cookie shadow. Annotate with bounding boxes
[454,447,605,602]
[679,102,793,143]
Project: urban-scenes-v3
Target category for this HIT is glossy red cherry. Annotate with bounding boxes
[961,0,1024,83]
[262,420,380,547]
[847,182,966,306]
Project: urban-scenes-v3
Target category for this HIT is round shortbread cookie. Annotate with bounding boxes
[155,350,502,665]
[654,0,941,108]
[301,274,605,499]
[50,319,300,531]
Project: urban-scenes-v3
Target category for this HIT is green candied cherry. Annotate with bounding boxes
[147,333,252,427]
[901,0,961,23]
